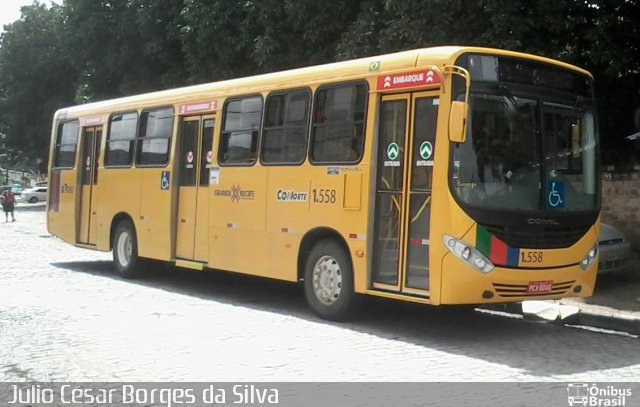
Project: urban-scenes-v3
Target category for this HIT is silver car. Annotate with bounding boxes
[598,223,632,274]
[22,187,48,203]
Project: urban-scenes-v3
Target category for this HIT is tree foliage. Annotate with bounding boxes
[0,3,77,170]
[0,0,638,168]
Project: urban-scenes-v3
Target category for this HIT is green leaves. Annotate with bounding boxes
[0,0,638,168]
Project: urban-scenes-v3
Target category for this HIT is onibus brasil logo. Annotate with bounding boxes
[567,383,632,406]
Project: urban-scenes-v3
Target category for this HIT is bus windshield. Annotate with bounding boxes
[452,90,598,212]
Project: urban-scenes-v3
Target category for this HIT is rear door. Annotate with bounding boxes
[78,125,102,244]
[175,115,215,261]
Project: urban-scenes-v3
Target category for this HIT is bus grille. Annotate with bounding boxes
[480,223,589,249]
[492,281,574,298]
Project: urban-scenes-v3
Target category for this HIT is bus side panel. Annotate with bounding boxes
[306,165,370,291]
[264,167,312,281]
[137,168,172,261]
[47,168,79,244]
[93,168,143,251]
[208,166,269,275]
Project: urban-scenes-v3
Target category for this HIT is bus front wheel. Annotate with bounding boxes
[303,239,356,321]
[112,221,142,279]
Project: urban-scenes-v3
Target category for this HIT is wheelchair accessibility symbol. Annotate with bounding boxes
[547,181,564,208]
[161,171,170,190]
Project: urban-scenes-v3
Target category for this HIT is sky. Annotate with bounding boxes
[0,0,53,33]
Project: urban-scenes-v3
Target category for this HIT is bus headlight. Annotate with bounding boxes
[579,245,598,270]
[443,235,494,273]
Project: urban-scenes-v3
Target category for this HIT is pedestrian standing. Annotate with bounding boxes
[1,187,16,222]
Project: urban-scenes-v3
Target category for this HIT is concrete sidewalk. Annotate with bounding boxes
[559,271,640,335]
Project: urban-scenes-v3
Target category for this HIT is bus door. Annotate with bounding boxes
[371,92,439,295]
[78,126,102,245]
[175,115,215,261]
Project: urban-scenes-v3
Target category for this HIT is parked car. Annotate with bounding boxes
[22,186,47,203]
[598,223,632,274]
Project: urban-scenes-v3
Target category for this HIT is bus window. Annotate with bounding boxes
[136,107,174,166]
[219,96,262,165]
[105,112,137,167]
[310,82,367,163]
[261,89,310,164]
[54,120,79,168]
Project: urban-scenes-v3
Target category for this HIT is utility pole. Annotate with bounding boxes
[0,154,7,184]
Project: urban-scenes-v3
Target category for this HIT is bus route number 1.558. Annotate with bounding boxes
[520,251,543,264]
[312,189,336,204]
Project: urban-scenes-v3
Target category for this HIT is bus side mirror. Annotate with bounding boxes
[449,101,468,143]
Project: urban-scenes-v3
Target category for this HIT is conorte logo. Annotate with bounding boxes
[567,383,632,406]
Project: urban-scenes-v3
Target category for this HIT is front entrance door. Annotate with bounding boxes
[78,126,102,244]
[371,92,440,295]
[176,115,215,261]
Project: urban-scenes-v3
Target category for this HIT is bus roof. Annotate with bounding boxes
[55,46,592,120]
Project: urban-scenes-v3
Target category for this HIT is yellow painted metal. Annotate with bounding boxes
[176,184,198,259]
[79,186,92,243]
[364,289,431,305]
[193,183,210,261]
[175,259,205,271]
[342,173,362,211]
[137,168,173,261]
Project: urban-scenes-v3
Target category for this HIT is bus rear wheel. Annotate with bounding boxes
[112,220,142,279]
[303,239,356,321]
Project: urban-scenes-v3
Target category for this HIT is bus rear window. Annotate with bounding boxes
[54,120,79,168]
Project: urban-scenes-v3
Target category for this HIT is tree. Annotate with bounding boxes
[63,0,187,100]
[0,2,77,170]
[0,0,638,169]
[179,0,362,83]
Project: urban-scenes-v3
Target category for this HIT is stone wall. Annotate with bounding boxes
[601,173,640,249]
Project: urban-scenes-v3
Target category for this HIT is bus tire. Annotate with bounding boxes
[112,220,142,279]
[303,239,356,321]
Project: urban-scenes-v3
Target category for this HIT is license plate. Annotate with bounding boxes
[527,280,553,294]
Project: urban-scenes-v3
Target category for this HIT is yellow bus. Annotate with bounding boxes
[47,46,600,320]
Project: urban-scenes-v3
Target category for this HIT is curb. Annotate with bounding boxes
[567,310,640,335]
[479,302,640,335]
[558,299,640,335]
[14,203,46,211]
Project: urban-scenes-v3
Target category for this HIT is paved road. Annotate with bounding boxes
[1,211,639,381]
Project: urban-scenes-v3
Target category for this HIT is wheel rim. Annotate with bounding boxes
[312,255,343,305]
[116,230,132,267]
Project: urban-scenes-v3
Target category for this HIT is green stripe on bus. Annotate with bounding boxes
[476,226,492,258]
